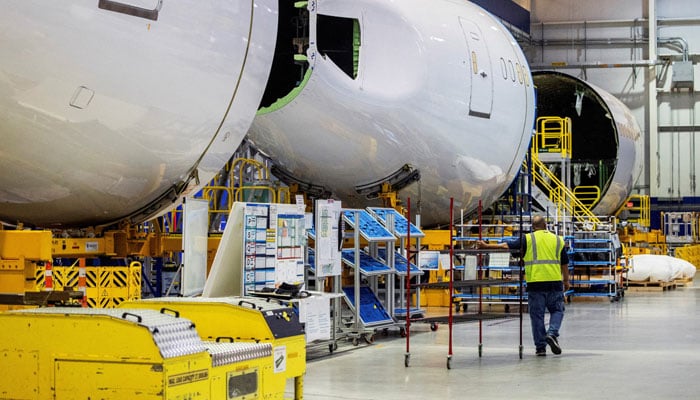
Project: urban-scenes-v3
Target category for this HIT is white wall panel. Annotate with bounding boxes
[657,0,700,19]
[528,0,700,201]
[531,0,645,22]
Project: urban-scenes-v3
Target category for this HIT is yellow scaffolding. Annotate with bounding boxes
[572,186,601,209]
[615,194,651,228]
[531,155,601,225]
[535,116,572,159]
[531,115,601,226]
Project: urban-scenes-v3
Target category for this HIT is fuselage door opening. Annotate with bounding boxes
[459,17,493,119]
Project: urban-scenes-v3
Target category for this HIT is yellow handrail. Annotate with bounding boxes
[277,186,292,204]
[230,158,269,186]
[531,155,600,224]
[201,185,234,216]
[535,116,572,159]
[234,185,277,203]
[572,186,601,208]
[615,194,650,228]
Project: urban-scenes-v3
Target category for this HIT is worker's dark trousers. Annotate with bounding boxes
[528,290,565,351]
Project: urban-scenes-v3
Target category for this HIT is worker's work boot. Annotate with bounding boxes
[546,335,562,355]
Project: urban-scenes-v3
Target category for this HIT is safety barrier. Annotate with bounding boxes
[675,245,700,269]
[35,262,141,308]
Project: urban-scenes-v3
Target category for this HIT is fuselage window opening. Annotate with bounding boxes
[508,60,516,82]
[500,57,508,80]
[524,69,530,87]
[516,63,524,84]
[317,14,361,79]
[471,51,478,74]
[258,1,310,111]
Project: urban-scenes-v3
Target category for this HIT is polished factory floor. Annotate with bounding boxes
[295,282,700,399]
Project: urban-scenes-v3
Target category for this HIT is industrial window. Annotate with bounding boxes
[227,370,258,399]
[258,1,310,109]
[316,14,360,79]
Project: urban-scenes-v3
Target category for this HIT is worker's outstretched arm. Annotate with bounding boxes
[476,240,509,250]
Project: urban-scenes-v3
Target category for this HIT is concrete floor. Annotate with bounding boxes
[295,282,700,399]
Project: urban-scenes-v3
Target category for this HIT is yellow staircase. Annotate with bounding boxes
[530,116,601,225]
[531,156,601,225]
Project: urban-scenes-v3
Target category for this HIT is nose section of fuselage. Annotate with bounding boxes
[0,1,278,227]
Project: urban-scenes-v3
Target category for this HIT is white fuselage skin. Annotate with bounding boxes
[0,1,277,227]
[587,82,643,216]
[248,0,536,226]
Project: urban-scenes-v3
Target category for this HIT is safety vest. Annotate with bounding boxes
[523,230,564,283]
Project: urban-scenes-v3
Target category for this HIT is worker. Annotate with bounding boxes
[476,215,569,356]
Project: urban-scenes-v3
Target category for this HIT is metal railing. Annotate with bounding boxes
[535,116,572,159]
[531,155,601,225]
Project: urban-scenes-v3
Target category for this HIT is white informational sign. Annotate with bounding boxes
[204,202,306,296]
[273,345,287,374]
[203,202,244,297]
[438,253,453,271]
[181,198,209,297]
[299,295,331,342]
[314,199,342,278]
[419,251,440,270]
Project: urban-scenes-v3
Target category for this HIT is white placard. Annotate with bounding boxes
[273,345,287,373]
[181,198,209,297]
[419,251,440,270]
[299,295,331,342]
[314,199,342,277]
[438,253,453,271]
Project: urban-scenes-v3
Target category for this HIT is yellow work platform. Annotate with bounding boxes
[0,307,278,399]
[121,296,306,400]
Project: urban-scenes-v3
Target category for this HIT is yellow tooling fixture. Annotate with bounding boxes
[0,308,277,400]
[0,231,51,294]
[121,296,306,400]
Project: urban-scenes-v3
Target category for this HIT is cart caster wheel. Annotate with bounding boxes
[352,338,359,346]
[364,334,375,344]
[430,322,438,331]
[504,304,510,313]
[405,354,410,367]
[329,343,337,353]
[399,328,406,337]
[382,328,389,337]
[446,356,452,369]
[462,304,468,312]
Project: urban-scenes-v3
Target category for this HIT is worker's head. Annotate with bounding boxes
[532,215,547,231]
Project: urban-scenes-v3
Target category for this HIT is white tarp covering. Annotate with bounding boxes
[628,254,697,282]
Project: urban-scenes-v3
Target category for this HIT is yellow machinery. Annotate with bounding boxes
[0,230,51,295]
[0,307,280,399]
[0,230,85,310]
[121,296,306,400]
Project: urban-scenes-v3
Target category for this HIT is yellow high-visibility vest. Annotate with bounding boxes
[523,230,564,283]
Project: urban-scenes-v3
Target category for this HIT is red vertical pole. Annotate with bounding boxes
[405,197,411,356]
[478,200,483,356]
[78,258,87,308]
[44,261,53,291]
[448,197,454,359]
